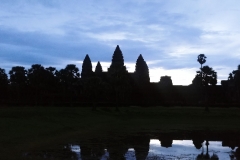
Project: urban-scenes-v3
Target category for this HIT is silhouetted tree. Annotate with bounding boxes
[45,66,58,90]
[230,65,240,102]
[9,66,27,104]
[27,64,48,104]
[0,68,9,105]
[27,64,59,105]
[45,66,58,104]
[0,68,8,86]
[9,66,27,86]
[56,64,81,104]
[192,66,217,87]
[81,54,93,79]
[56,64,80,85]
[28,64,45,83]
[232,65,240,80]
[228,73,234,81]
[197,54,207,81]
[195,66,217,86]
[1,46,233,106]
[198,66,217,111]
[194,54,217,111]
[192,73,202,87]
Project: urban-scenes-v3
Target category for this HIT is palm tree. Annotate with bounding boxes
[201,66,217,111]
[197,54,207,84]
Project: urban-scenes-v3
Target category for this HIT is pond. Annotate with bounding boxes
[67,140,236,160]
[23,131,240,159]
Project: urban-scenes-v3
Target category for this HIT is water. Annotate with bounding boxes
[67,140,236,160]
[148,140,235,159]
[24,131,240,159]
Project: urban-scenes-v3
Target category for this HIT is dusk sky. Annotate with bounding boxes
[1,0,240,85]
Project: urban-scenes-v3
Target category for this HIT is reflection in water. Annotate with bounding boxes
[67,140,237,160]
[70,145,81,160]
[148,140,234,159]
[23,131,240,159]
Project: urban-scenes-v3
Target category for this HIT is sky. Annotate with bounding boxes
[0,0,240,85]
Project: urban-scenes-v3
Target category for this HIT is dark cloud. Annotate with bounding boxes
[0,27,116,67]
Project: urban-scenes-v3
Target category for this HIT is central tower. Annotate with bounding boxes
[108,45,127,73]
[109,45,124,69]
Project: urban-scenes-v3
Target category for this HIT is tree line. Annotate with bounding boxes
[0,46,240,107]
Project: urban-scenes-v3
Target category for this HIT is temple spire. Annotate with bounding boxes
[110,45,124,69]
[81,54,93,78]
[135,54,150,83]
[95,61,103,75]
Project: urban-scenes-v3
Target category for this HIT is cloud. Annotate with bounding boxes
[86,32,129,41]
[1,0,240,85]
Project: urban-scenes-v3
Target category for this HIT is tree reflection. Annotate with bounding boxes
[23,131,240,160]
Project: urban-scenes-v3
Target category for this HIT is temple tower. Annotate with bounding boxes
[108,45,126,72]
[135,54,150,84]
[95,61,102,73]
[81,54,93,78]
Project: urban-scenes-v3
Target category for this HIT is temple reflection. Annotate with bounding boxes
[24,131,240,159]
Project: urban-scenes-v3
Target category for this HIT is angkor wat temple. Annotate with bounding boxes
[0,45,239,107]
[78,45,239,107]
[79,45,178,106]
[81,45,151,84]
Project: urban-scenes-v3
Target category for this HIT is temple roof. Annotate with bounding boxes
[110,45,124,68]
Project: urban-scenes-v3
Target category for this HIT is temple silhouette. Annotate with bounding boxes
[81,45,151,84]
[23,130,240,159]
[77,45,231,107]
[0,45,240,107]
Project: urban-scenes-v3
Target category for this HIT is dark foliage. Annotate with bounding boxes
[193,66,217,86]
[0,46,239,107]
[9,66,27,86]
[0,68,9,105]
[193,55,219,111]
[0,68,8,86]
[223,65,240,103]
[197,54,206,66]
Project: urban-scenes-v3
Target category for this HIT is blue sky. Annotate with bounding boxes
[1,0,240,85]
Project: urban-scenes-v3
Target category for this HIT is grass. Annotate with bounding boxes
[0,106,240,159]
